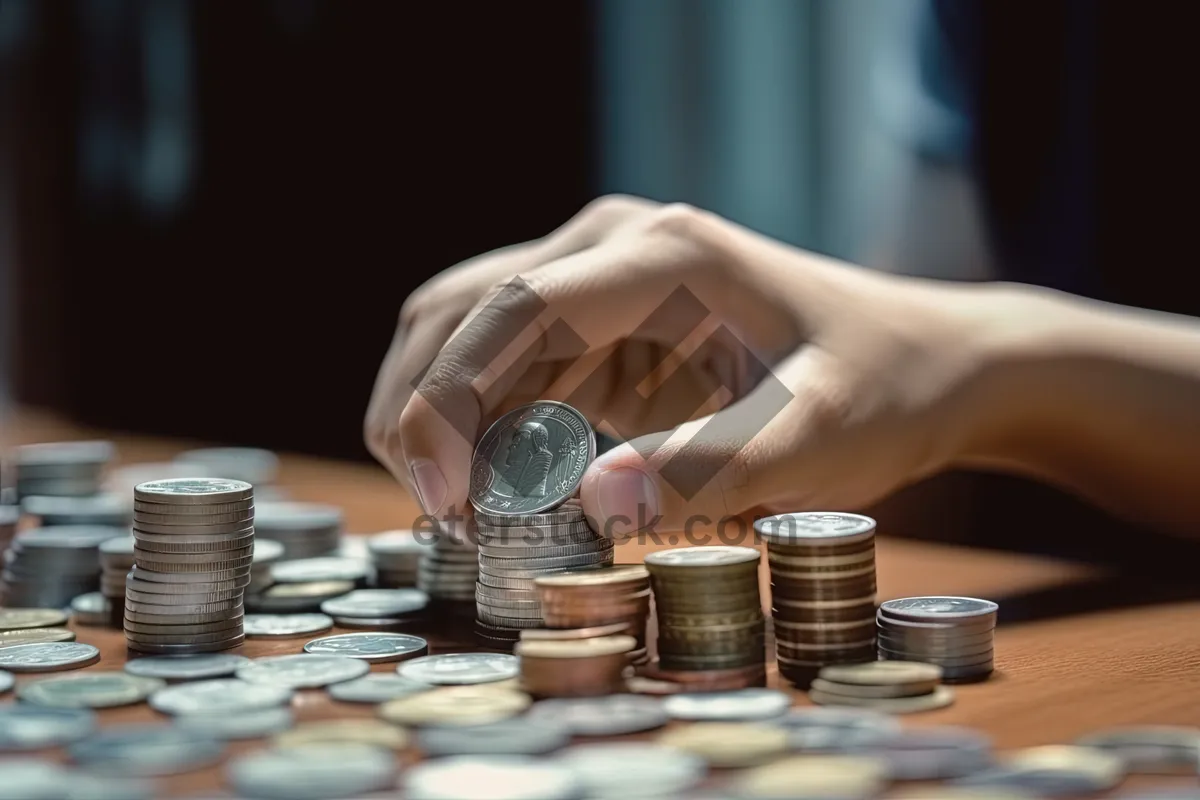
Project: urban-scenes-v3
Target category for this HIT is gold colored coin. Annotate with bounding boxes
[0,627,77,647]
[379,685,531,727]
[0,609,69,631]
[515,635,636,659]
[1005,746,1124,790]
[273,719,409,750]
[657,722,787,767]
[736,755,889,799]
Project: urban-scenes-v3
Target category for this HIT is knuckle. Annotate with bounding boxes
[642,203,705,238]
[578,194,656,227]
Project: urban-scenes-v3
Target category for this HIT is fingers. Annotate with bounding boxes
[579,348,848,538]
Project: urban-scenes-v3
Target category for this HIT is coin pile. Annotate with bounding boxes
[646,546,766,676]
[99,535,135,626]
[125,478,255,654]
[754,512,878,688]
[12,441,114,499]
[253,501,342,560]
[417,528,478,612]
[21,493,132,528]
[877,596,997,683]
[516,635,637,697]
[0,525,125,608]
[368,529,425,588]
[473,503,614,647]
[808,660,955,713]
[532,565,651,664]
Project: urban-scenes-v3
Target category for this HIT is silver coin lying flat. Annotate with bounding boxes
[271,557,371,584]
[303,632,428,663]
[0,705,96,751]
[663,689,791,722]
[68,724,225,777]
[327,673,434,704]
[319,589,429,618]
[879,596,999,621]
[404,755,583,800]
[237,654,369,688]
[124,653,251,681]
[0,642,100,673]
[525,695,669,736]
[175,706,295,741]
[244,613,334,638]
[469,401,595,516]
[418,719,571,757]
[226,743,396,800]
[150,678,294,715]
[398,653,519,685]
[557,743,707,798]
[16,671,164,709]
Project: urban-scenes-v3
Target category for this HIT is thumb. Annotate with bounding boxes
[580,352,814,541]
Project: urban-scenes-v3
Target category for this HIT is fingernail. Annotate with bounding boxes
[410,459,447,515]
[596,468,659,539]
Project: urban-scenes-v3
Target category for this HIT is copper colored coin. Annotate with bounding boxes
[533,565,649,588]
[520,623,632,641]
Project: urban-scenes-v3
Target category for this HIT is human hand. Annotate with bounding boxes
[365,196,1009,537]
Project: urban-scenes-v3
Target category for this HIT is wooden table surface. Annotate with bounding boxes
[3,408,1198,798]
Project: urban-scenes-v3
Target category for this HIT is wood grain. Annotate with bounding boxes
[3,408,1198,798]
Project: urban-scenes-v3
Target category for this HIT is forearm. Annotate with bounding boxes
[957,283,1200,537]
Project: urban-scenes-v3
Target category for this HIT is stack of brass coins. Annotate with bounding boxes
[645,546,765,675]
[877,596,998,683]
[12,441,113,499]
[532,565,651,665]
[754,512,878,688]
[99,535,135,626]
[473,503,613,647]
[368,529,425,588]
[125,478,254,654]
[516,634,636,697]
[253,501,342,560]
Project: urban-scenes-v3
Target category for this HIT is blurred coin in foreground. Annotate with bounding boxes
[68,724,225,776]
[0,705,96,750]
[236,654,368,689]
[124,653,251,681]
[0,642,100,672]
[403,755,583,800]
[303,632,428,663]
[327,673,434,704]
[244,612,334,638]
[226,743,396,800]
[175,706,296,741]
[525,694,668,737]
[17,671,164,709]
[418,719,571,756]
[379,685,532,727]
[557,742,707,798]
[150,678,293,715]
[399,653,520,685]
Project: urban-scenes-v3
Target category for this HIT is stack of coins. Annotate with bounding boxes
[253,502,342,561]
[473,504,614,646]
[99,535,136,626]
[533,565,651,664]
[0,503,17,552]
[876,597,997,683]
[13,441,114,499]
[754,512,878,688]
[125,478,255,654]
[368,529,425,588]
[646,546,765,675]
[0,525,125,608]
[808,660,955,713]
[21,493,132,528]
[417,529,478,613]
[247,538,285,597]
[516,635,636,697]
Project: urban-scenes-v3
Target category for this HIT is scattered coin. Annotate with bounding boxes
[328,673,434,703]
[174,706,295,741]
[526,694,669,736]
[244,612,334,638]
[0,642,100,672]
[1076,726,1200,774]
[150,678,294,715]
[68,724,225,776]
[776,707,901,752]
[810,684,955,714]
[657,722,789,767]
[0,761,85,800]
[663,688,792,721]
[17,671,165,708]
[735,754,890,800]
[418,719,571,756]
[124,653,251,681]
[403,755,584,800]
[320,588,429,618]
[236,654,369,688]
[70,592,112,625]
[0,704,97,750]
[856,726,994,780]
[559,742,707,797]
[953,745,1124,795]
[0,607,69,630]
[399,653,520,685]
[226,742,396,800]
[0,627,76,647]
[271,557,372,585]
[379,685,532,727]
[303,632,429,663]
[246,581,355,613]
[274,718,410,750]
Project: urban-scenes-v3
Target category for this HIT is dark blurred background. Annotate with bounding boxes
[0,1,1193,476]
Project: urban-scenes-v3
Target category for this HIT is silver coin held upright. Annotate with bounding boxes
[469,402,595,516]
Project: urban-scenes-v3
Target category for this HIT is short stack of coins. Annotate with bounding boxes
[473,502,614,648]
[754,512,878,688]
[12,441,113,499]
[21,493,132,528]
[417,527,478,614]
[125,478,254,654]
[247,538,284,597]
[532,565,651,665]
[252,501,342,560]
[876,596,998,683]
[99,535,135,626]
[0,525,125,608]
[808,660,954,713]
[368,529,425,588]
[516,634,637,697]
[645,546,766,676]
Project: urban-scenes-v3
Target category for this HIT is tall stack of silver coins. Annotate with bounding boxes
[754,512,879,688]
[125,478,254,654]
[467,402,609,648]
